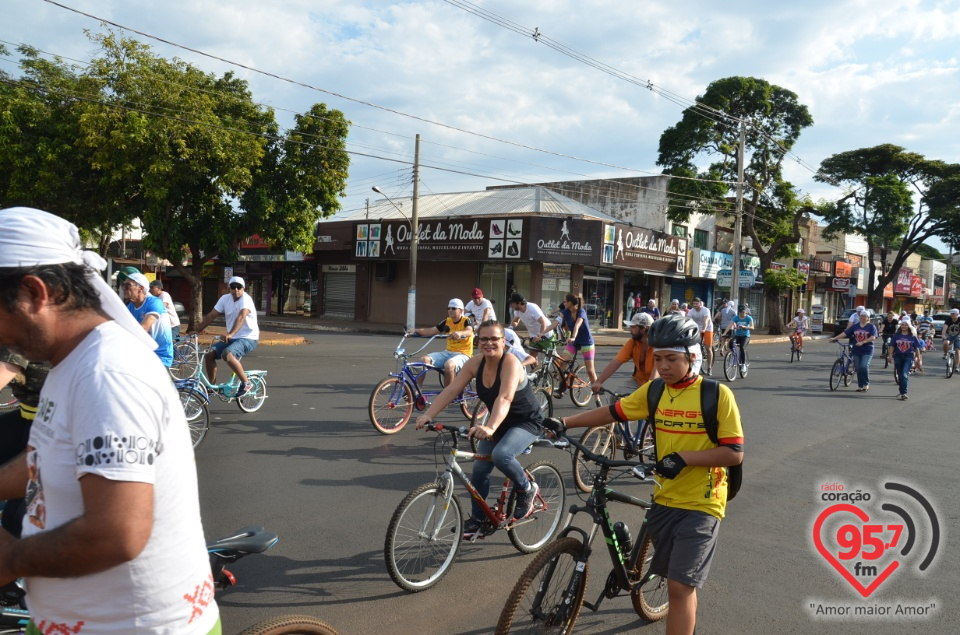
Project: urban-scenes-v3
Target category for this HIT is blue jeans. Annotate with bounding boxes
[853,353,872,388]
[470,426,540,519]
[894,355,913,395]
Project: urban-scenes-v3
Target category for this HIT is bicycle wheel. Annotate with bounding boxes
[842,360,851,387]
[460,379,488,421]
[738,349,749,378]
[179,391,210,449]
[495,536,587,635]
[630,532,669,622]
[723,350,738,382]
[169,340,200,380]
[894,364,900,386]
[469,400,489,454]
[572,425,617,494]
[569,365,592,407]
[369,377,413,434]
[384,480,464,592]
[237,375,267,413]
[533,387,553,419]
[0,385,17,410]
[947,354,955,379]
[636,419,657,464]
[508,461,566,553]
[829,359,843,391]
[236,615,342,635]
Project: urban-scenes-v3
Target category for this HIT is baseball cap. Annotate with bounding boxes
[625,312,654,328]
[738,304,746,312]
[149,279,163,289]
[448,298,464,310]
[125,272,150,291]
[797,308,805,313]
[855,305,865,312]
[472,287,483,298]
[952,308,959,315]
[228,276,245,288]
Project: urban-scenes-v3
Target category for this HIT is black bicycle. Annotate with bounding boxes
[495,433,667,633]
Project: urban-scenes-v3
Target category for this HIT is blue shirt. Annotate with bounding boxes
[889,332,923,358]
[127,295,174,366]
[732,314,753,338]
[561,307,594,347]
[843,322,878,357]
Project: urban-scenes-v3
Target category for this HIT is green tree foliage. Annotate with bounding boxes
[762,267,808,293]
[815,144,960,309]
[657,76,814,333]
[0,32,350,326]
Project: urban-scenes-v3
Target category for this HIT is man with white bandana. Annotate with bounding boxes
[540,314,743,635]
[0,207,220,634]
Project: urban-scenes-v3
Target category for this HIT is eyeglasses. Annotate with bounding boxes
[229,284,243,290]
[478,336,503,343]
[447,307,459,311]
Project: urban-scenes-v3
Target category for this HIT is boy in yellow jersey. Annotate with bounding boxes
[408,298,475,387]
[544,314,743,635]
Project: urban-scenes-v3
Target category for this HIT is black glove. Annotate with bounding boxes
[542,417,566,436]
[655,452,687,479]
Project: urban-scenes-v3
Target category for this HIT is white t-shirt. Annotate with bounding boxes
[792,316,809,331]
[464,298,495,325]
[214,292,259,340]
[23,321,218,634]
[512,302,548,336]
[502,328,529,364]
[687,306,713,332]
[158,290,181,329]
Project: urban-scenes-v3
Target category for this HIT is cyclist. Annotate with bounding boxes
[713,300,736,354]
[557,294,599,390]
[879,311,899,364]
[667,299,683,316]
[122,270,174,368]
[915,309,934,372]
[591,312,659,396]
[407,298,474,388]
[890,318,924,400]
[789,308,809,353]
[415,320,544,535]
[687,297,714,375]
[829,308,878,392]
[149,279,182,342]
[464,287,495,325]
[509,293,555,353]
[193,276,260,397]
[641,298,661,320]
[943,308,960,369]
[722,305,754,373]
[543,314,744,635]
[502,327,538,369]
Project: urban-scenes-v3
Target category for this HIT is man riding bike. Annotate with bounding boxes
[943,308,960,369]
[879,311,899,363]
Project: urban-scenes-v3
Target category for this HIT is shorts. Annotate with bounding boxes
[947,335,960,351]
[701,331,714,347]
[427,350,470,372]
[563,343,595,361]
[211,338,258,361]
[644,504,720,589]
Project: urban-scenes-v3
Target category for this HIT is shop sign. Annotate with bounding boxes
[717,269,757,288]
[830,277,850,291]
[884,282,894,298]
[894,268,913,294]
[322,264,356,273]
[910,275,925,297]
[607,224,686,274]
[353,218,525,261]
[796,260,810,282]
[529,217,597,264]
[810,304,825,333]
[834,261,853,278]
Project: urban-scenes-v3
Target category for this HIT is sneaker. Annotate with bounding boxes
[521,444,533,455]
[237,381,253,398]
[903,394,909,400]
[898,394,907,400]
[856,388,864,392]
[513,482,540,520]
[463,516,485,537]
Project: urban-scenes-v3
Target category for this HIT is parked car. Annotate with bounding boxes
[833,308,880,335]
[931,313,950,336]
[174,301,188,323]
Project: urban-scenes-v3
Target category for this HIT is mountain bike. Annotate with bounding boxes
[192,336,269,413]
[542,345,593,407]
[789,330,803,363]
[369,334,487,434]
[495,432,666,634]
[169,333,201,380]
[174,378,211,449]
[571,388,655,493]
[384,423,567,593]
[0,386,16,411]
[829,342,854,391]
[722,337,749,381]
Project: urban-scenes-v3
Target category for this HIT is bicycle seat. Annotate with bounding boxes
[207,525,279,554]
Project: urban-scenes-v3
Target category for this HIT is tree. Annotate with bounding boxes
[657,76,814,334]
[815,145,960,309]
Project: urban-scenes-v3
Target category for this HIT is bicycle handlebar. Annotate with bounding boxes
[562,431,656,475]
[425,422,571,449]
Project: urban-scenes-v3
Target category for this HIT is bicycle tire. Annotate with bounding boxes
[893,364,900,387]
[384,480,464,592]
[507,461,566,554]
[179,391,210,449]
[569,365,592,407]
[0,385,17,411]
[842,360,851,387]
[533,387,553,419]
[947,354,955,379]
[236,615,342,635]
[237,375,268,413]
[469,400,489,453]
[460,379,488,421]
[369,377,414,434]
[789,343,795,363]
[630,532,669,622]
[636,419,657,464]
[829,359,843,391]
[495,536,587,635]
[169,340,200,380]
[723,350,738,382]
[572,425,617,494]
[797,348,802,362]
[738,349,749,378]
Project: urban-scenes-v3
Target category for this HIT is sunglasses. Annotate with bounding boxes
[478,336,503,343]
[229,284,243,290]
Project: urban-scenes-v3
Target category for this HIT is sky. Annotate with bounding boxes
[4,0,960,252]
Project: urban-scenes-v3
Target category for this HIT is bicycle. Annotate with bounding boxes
[169,333,201,380]
[383,423,567,593]
[789,330,804,363]
[539,344,593,408]
[174,378,211,449]
[369,334,487,434]
[946,345,956,379]
[191,336,269,413]
[495,432,666,633]
[829,342,854,391]
[571,388,655,493]
[722,337,750,381]
[880,333,892,369]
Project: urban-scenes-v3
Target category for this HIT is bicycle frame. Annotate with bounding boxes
[388,334,478,411]
[193,338,267,403]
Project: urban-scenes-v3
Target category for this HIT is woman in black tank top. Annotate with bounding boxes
[416,321,544,527]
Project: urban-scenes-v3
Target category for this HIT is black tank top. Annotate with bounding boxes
[476,355,544,443]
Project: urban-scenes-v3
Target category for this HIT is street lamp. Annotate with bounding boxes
[372,186,418,330]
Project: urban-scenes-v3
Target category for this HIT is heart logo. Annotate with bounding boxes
[813,504,900,598]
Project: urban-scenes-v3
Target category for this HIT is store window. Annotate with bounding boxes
[694,229,709,249]
[672,224,687,237]
[582,266,615,328]
[541,264,572,316]
[482,263,532,320]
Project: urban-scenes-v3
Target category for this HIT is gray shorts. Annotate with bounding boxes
[644,504,720,589]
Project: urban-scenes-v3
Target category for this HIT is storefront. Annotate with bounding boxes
[606,223,687,325]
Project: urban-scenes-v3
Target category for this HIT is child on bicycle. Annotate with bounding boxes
[543,315,744,635]
[789,308,808,352]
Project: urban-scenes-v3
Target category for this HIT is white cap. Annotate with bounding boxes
[127,272,150,291]
[671,299,680,305]
[797,308,805,313]
[856,305,865,312]
[448,298,464,309]
[228,276,245,287]
[625,312,654,328]
[952,308,959,315]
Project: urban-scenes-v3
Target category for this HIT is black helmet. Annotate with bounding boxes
[647,314,701,348]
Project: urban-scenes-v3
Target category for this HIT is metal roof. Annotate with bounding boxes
[323,186,620,224]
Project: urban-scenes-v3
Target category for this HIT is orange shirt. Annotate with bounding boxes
[614,338,656,386]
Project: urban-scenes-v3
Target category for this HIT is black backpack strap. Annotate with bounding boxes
[700,378,721,445]
[646,378,665,423]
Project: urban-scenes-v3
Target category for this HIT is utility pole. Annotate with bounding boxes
[729,120,746,306]
[408,134,421,331]
[946,243,954,309]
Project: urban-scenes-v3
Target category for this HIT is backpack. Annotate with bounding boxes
[646,377,743,501]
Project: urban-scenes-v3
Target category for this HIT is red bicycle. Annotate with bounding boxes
[789,330,804,363]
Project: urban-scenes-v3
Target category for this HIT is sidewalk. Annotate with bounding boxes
[251,314,833,346]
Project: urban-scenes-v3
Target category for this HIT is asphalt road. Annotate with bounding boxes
[198,332,959,635]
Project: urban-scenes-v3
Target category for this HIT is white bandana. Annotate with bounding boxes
[0,207,157,351]
[652,344,702,376]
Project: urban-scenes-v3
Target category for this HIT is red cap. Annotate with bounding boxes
[472,288,483,298]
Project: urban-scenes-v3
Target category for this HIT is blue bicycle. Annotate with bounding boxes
[369,334,487,434]
[829,342,854,391]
